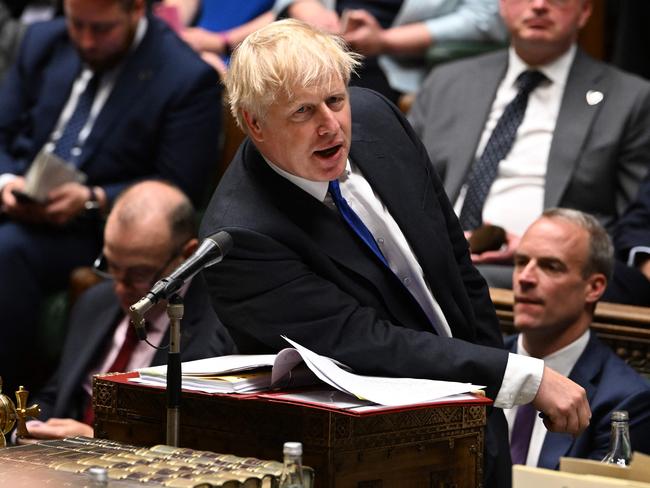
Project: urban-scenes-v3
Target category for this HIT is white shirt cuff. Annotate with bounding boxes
[0,173,18,192]
[628,246,650,267]
[494,352,544,409]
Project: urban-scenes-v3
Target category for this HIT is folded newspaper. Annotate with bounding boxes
[22,150,87,203]
[133,337,484,407]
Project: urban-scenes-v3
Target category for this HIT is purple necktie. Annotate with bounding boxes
[510,403,537,465]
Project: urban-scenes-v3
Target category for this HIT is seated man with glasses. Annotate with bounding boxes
[17,179,235,442]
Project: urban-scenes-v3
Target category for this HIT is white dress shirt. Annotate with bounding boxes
[504,330,590,466]
[455,45,576,237]
[266,157,544,408]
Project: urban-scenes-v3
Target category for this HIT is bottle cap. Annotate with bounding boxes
[283,442,303,456]
[612,410,629,422]
[88,466,108,483]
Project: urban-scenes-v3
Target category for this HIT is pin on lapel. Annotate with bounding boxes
[586,90,604,106]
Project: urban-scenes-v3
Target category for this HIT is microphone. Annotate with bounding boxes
[129,231,233,339]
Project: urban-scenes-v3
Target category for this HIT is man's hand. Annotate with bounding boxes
[0,177,48,224]
[471,231,521,264]
[18,418,93,444]
[180,27,225,54]
[288,1,341,33]
[342,10,384,56]
[639,257,650,281]
[201,51,228,80]
[45,182,91,226]
[532,366,591,435]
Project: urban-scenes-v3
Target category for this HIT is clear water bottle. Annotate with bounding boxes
[279,441,305,488]
[601,410,632,466]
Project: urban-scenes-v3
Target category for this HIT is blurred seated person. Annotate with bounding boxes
[273,0,507,103]
[18,180,235,442]
[506,208,650,469]
[604,170,650,307]
[408,0,650,289]
[162,0,275,77]
[0,0,222,394]
[0,0,60,80]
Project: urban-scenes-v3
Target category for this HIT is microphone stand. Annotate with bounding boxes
[165,293,183,447]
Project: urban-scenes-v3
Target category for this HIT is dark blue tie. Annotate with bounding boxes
[459,70,547,230]
[510,402,537,465]
[53,72,101,165]
[328,180,388,266]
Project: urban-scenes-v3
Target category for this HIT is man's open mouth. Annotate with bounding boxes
[315,144,341,158]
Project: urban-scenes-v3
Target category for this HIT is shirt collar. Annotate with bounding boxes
[264,156,352,202]
[506,43,576,90]
[517,328,590,377]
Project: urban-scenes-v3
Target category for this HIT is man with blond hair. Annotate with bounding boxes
[201,19,590,487]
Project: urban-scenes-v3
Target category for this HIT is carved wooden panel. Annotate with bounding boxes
[94,376,487,488]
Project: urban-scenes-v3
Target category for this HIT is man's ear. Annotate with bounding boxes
[577,0,593,31]
[585,272,607,305]
[242,110,264,142]
[180,238,199,261]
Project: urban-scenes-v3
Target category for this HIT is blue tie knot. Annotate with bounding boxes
[328,179,387,266]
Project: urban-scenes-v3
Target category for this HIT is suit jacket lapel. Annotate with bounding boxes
[545,50,608,208]
[350,123,474,339]
[444,52,507,201]
[538,335,600,469]
[56,286,121,414]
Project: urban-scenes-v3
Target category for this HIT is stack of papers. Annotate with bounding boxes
[22,150,86,202]
[132,338,485,409]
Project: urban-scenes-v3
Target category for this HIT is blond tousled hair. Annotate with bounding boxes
[225,19,362,131]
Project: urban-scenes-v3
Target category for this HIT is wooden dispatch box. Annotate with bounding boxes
[93,373,490,487]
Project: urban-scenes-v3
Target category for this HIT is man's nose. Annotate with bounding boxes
[529,0,550,10]
[515,261,538,286]
[317,107,338,136]
[76,28,97,51]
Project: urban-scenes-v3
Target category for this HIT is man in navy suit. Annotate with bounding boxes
[18,180,234,442]
[605,171,650,307]
[0,0,222,393]
[506,208,650,469]
[201,19,591,487]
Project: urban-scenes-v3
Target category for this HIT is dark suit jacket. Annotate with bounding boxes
[408,48,650,232]
[615,170,650,257]
[201,87,512,486]
[34,276,235,421]
[0,14,221,205]
[506,333,650,469]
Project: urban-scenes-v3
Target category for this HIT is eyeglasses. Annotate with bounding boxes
[93,249,181,287]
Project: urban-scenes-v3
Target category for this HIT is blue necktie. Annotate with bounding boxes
[328,180,388,266]
[459,70,547,230]
[53,72,101,165]
[510,402,537,465]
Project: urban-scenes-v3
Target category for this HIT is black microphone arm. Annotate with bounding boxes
[129,230,233,339]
